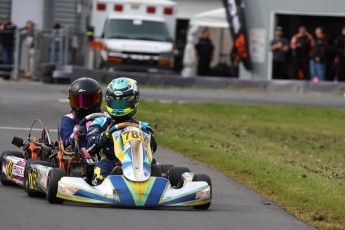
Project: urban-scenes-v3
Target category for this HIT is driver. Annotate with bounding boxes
[60,77,103,149]
[85,77,157,185]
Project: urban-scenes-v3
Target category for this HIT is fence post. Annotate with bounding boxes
[63,26,69,64]
[12,28,20,80]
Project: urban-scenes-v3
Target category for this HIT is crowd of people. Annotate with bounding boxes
[0,16,64,80]
[271,25,345,82]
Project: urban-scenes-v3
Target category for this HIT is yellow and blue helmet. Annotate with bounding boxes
[105,77,140,120]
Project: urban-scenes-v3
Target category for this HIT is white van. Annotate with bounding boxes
[91,0,177,72]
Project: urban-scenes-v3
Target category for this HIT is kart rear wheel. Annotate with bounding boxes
[168,167,190,188]
[0,151,24,186]
[24,159,50,197]
[47,168,66,204]
[193,174,212,209]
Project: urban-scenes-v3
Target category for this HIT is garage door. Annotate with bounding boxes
[0,0,11,20]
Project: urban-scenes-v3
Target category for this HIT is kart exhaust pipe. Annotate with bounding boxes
[12,137,24,148]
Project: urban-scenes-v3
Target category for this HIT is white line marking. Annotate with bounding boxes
[0,127,58,132]
[58,99,69,103]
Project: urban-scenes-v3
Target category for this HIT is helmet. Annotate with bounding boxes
[105,77,140,120]
[68,78,102,117]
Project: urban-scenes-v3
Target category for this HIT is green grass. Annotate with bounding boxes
[134,101,345,230]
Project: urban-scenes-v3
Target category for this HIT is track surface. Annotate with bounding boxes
[0,81,316,230]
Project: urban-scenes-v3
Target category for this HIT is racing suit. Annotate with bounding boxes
[85,115,157,185]
[60,112,86,148]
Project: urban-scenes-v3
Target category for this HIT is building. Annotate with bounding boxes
[2,0,345,80]
[241,0,345,80]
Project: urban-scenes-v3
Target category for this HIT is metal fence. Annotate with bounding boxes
[0,25,86,80]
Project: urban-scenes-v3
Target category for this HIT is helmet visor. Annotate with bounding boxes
[106,97,136,110]
[70,92,101,109]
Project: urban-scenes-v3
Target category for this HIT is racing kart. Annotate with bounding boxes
[0,119,53,186]
[24,114,100,197]
[45,120,212,209]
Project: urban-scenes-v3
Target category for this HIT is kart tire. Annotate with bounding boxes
[0,151,24,186]
[24,159,50,197]
[168,167,190,188]
[47,168,66,204]
[193,174,212,209]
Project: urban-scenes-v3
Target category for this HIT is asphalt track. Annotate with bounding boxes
[0,80,320,230]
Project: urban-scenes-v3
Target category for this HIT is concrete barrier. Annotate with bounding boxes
[50,65,345,94]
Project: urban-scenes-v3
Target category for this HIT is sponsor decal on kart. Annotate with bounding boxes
[195,188,211,199]
[5,160,14,180]
[58,184,78,195]
[12,165,24,177]
[39,175,47,185]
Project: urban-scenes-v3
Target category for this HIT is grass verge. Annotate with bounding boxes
[135,101,345,230]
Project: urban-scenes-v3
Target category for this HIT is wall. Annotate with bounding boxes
[12,0,44,29]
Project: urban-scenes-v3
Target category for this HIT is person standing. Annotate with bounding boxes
[310,27,328,82]
[195,28,214,76]
[0,16,16,80]
[20,20,36,79]
[290,26,313,80]
[270,27,289,79]
[334,27,345,82]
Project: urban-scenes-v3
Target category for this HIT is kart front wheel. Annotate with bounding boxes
[24,159,50,197]
[193,174,212,209]
[47,168,66,204]
[0,151,24,186]
[168,167,190,188]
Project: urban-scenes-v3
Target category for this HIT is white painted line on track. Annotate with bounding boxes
[0,127,58,132]
[58,99,69,103]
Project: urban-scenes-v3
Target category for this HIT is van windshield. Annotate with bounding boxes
[106,19,170,42]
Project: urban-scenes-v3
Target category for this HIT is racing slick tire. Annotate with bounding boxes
[24,159,50,197]
[0,151,24,186]
[192,174,212,209]
[160,164,174,177]
[47,168,66,204]
[168,167,190,188]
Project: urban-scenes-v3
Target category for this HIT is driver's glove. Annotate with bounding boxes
[72,125,86,137]
[98,131,111,147]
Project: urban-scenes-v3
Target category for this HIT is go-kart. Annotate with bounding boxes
[46,118,212,209]
[0,119,53,186]
[23,114,100,197]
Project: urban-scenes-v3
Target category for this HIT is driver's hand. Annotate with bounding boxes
[98,131,111,147]
[72,125,86,137]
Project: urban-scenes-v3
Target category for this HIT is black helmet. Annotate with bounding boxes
[68,78,102,117]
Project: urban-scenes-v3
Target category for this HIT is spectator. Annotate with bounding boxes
[195,28,214,76]
[0,16,16,80]
[270,26,289,79]
[291,26,313,80]
[20,20,36,79]
[50,23,63,63]
[310,27,328,82]
[334,27,345,82]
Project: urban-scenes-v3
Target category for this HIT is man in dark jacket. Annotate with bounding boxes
[270,27,289,79]
[0,16,16,79]
[290,26,314,80]
[310,27,328,82]
[195,28,214,76]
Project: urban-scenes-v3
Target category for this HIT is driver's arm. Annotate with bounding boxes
[60,115,76,148]
[85,118,105,155]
